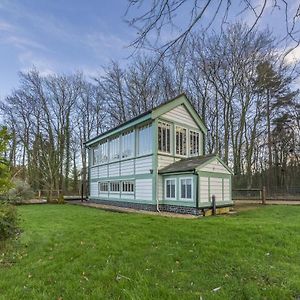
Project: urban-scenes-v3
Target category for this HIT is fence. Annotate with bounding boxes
[233,186,300,204]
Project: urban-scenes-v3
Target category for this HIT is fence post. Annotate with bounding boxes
[262,186,266,205]
[212,195,216,215]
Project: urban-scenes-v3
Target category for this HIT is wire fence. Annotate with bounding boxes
[233,186,300,203]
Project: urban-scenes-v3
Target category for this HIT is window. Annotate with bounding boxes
[122,181,134,193]
[109,135,120,161]
[99,140,108,163]
[158,121,171,153]
[180,178,192,200]
[176,126,187,156]
[165,178,176,200]
[122,130,135,158]
[190,131,200,156]
[110,181,120,192]
[92,145,99,165]
[138,124,152,155]
[99,182,108,192]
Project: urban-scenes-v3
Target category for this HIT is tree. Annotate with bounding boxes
[126,0,300,59]
[0,127,11,194]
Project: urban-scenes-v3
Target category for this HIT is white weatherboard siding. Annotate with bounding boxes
[158,155,174,169]
[90,167,98,179]
[135,156,152,174]
[90,182,98,197]
[162,104,198,128]
[136,179,153,200]
[199,177,209,202]
[99,192,108,198]
[200,159,231,174]
[223,178,230,201]
[210,177,223,201]
[99,165,108,177]
[109,162,120,177]
[157,175,163,200]
[120,160,134,176]
[109,192,120,199]
[121,194,134,200]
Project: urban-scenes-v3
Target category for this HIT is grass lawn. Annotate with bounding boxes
[0,205,300,300]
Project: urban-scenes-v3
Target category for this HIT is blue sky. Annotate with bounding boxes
[0,0,134,97]
[0,0,299,98]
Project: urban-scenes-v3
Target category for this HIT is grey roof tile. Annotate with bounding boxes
[158,154,216,174]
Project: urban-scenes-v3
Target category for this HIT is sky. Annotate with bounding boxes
[0,0,299,99]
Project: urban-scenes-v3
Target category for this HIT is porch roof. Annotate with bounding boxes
[158,154,217,174]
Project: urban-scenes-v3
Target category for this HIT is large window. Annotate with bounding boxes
[176,126,187,156]
[122,181,134,193]
[110,181,120,192]
[165,178,176,200]
[122,130,134,158]
[92,146,100,165]
[99,182,108,192]
[158,121,171,153]
[180,178,192,200]
[190,131,200,156]
[99,140,108,163]
[109,135,120,161]
[138,124,152,155]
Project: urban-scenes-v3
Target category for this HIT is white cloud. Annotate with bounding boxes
[18,50,55,76]
[283,46,300,65]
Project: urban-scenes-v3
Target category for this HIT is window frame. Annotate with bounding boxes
[121,130,135,159]
[189,130,200,157]
[137,123,152,156]
[98,181,109,193]
[164,178,176,200]
[179,177,193,201]
[158,121,171,154]
[175,125,187,156]
[121,181,135,194]
[109,135,120,162]
[110,181,120,193]
[98,139,109,164]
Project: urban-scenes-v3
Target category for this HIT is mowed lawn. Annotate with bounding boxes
[0,205,300,300]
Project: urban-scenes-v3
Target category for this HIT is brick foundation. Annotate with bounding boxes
[88,198,203,216]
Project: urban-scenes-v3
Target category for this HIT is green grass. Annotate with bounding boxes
[0,204,300,300]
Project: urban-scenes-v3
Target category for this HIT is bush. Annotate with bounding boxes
[7,179,34,203]
[0,202,18,240]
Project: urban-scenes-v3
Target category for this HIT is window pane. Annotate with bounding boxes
[122,130,134,158]
[138,124,152,155]
[181,180,186,198]
[171,182,175,198]
[186,179,192,198]
[190,131,199,156]
[110,136,120,161]
[176,126,187,155]
[158,122,171,153]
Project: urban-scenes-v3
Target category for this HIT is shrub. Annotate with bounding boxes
[0,202,18,240]
[7,179,34,203]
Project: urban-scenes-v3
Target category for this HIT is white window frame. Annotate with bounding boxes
[179,177,193,201]
[121,130,135,159]
[175,125,187,156]
[98,181,109,193]
[109,135,120,162]
[99,140,109,164]
[164,178,176,200]
[110,181,120,193]
[137,123,152,156]
[189,130,200,157]
[158,121,171,154]
[121,181,135,194]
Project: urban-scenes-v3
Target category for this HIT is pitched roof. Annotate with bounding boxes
[85,93,207,146]
[158,154,217,174]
